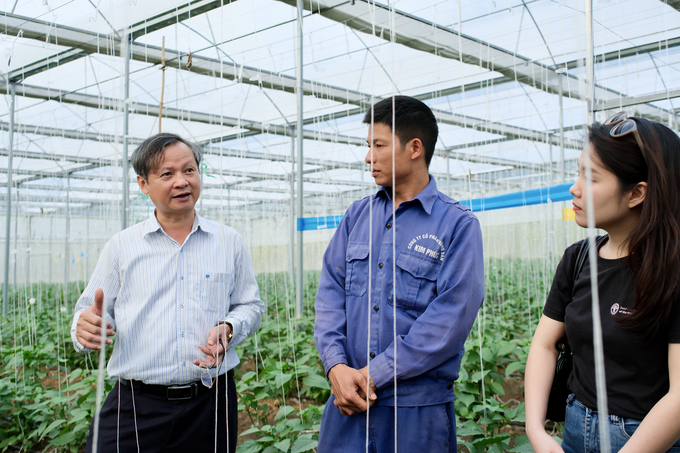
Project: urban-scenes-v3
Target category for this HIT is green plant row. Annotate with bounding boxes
[0,258,554,453]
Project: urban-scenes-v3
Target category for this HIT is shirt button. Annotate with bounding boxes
[180,304,184,309]
[181,276,184,280]
[447,384,453,390]
[386,223,392,229]
[378,262,383,269]
[183,362,186,367]
[181,332,184,337]
[370,352,376,358]
[374,305,379,312]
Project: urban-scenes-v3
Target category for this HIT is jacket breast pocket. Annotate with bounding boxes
[389,251,440,312]
[345,242,370,297]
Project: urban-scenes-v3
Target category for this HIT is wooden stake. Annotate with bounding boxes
[159,36,166,133]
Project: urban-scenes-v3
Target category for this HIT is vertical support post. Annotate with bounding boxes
[63,174,70,305]
[86,209,90,283]
[49,215,53,286]
[3,83,16,317]
[585,1,595,125]
[289,136,296,289]
[122,31,131,231]
[584,3,610,452]
[12,189,18,291]
[558,76,565,184]
[295,0,304,319]
[446,153,450,195]
[26,215,31,293]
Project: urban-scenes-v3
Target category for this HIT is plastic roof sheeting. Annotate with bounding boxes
[0,0,676,217]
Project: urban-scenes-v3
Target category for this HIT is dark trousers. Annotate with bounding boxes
[318,396,457,452]
[85,373,237,453]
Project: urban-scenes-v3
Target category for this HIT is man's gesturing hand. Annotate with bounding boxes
[75,288,115,350]
[194,323,231,368]
[328,363,377,416]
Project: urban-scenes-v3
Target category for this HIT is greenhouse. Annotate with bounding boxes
[1,0,679,451]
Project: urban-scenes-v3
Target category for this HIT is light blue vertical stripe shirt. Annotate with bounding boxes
[70,211,265,385]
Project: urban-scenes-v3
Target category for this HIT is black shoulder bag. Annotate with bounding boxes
[545,236,604,422]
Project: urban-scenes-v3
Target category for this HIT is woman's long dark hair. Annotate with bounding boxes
[589,117,680,343]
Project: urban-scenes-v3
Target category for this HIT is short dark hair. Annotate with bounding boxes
[131,133,202,181]
[362,96,439,166]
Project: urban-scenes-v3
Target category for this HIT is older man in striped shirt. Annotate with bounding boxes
[71,133,265,453]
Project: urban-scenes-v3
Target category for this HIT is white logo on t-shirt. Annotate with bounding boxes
[610,303,633,316]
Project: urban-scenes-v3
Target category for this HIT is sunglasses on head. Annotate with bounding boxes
[603,111,648,165]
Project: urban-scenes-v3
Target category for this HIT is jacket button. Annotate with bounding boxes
[374,305,379,312]
[447,384,453,390]
[370,352,376,358]
[386,223,392,229]
[378,262,383,269]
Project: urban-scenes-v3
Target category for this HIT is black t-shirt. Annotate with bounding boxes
[543,238,680,420]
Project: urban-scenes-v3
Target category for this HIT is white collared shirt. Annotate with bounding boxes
[70,212,265,385]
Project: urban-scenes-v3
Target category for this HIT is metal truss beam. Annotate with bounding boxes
[6,0,227,82]
[0,81,366,145]
[595,88,680,112]
[282,0,677,124]
[0,11,588,152]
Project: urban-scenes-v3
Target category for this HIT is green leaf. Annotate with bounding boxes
[274,373,293,388]
[291,437,318,453]
[39,420,66,440]
[472,433,510,447]
[456,420,484,436]
[505,361,526,376]
[273,439,291,451]
[489,380,505,396]
[238,439,265,453]
[498,342,517,357]
[49,431,77,447]
[456,392,475,408]
[303,374,330,390]
[507,439,535,452]
[275,405,296,421]
[470,369,490,382]
[239,427,262,436]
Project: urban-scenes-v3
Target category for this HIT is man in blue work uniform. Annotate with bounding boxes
[315,96,484,451]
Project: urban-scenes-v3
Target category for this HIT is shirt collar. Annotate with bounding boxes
[142,210,215,237]
[376,175,438,215]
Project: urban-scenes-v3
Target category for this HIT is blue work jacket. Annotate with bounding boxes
[314,176,485,406]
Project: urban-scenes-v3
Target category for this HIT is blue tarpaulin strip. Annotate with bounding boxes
[297,214,344,232]
[459,182,573,212]
[296,182,573,231]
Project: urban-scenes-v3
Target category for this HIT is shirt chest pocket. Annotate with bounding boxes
[200,271,232,315]
[389,251,441,312]
[345,242,370,297]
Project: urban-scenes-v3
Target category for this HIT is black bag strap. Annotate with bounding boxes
[557,235,606,352]
[572,235,607,283]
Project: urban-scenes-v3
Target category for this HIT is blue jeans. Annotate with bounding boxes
[317,395,457,452]
[562,394,680,453]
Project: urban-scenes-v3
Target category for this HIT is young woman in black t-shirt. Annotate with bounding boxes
[525,113,680,453]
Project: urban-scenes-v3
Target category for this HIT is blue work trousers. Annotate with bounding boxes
[562,394,680,453]
[317,395,456,452]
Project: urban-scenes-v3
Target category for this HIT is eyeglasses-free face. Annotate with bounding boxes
[603,111,648,165]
